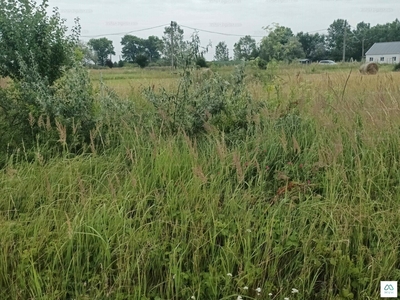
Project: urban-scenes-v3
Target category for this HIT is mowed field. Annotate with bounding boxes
[1,63,400,299]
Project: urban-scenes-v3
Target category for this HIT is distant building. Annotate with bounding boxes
[365,41,400,64]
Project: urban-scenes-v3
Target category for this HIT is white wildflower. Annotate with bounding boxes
[243,286,249,290]
[292,288,299,294]
[191,296,195,300]
[237,295,243,300]
[284,298,289,300]
[227,273,233,277]
[255,287,262,293]
[268,293,273,296]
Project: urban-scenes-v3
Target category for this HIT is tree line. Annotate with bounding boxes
[83,18,400,67]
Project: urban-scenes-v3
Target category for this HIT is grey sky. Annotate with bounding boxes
[47,0,399,61]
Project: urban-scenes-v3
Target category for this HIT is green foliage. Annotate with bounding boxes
[117,60,125,68]
[105,59,113,68]
[136,54,149,68]
[195,56,208,68]
[0,0,79,85]
[144,35,163,62]
[77,41,98,65]
[296,32,327,61]
[233,35,258,61]
[0,57,97,158]
[256,57,267,69]
[88,37,115,66]
[393,62,400,71]
[214,41,230,61]
[143,50,257,137]
[121,35,145,63]
[162,21,186,68]
[327,19,352,62]
[259,24,304,62]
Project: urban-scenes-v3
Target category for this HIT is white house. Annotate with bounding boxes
[365,41,400,64]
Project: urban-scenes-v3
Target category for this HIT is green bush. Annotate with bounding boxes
[196,56,208,68]
[118,60,125,68]
[136,55,149,68]
[143,63,260,139]
[105,59,114,68]
[393,62,400,71]
[257,57,267,69]
[0,0,79,85]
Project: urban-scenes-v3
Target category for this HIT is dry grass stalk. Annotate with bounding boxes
[232,151,244,183]
[292,135,301,154]
[55,119,67,146]
[215,136,227,161]
[193,165,207,184]
[28,112,35,128]
[359,62,379,75]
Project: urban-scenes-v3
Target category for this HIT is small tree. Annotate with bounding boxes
[214,41,230,61]
[121,35,145,63]
[88,38,115,66]
[0,0,79,85]
[233,36,258,61]
[162,21,186,68]
[259,25,304,62]
[144,36,163,62]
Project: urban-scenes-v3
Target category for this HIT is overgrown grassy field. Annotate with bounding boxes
[1,63,400,299]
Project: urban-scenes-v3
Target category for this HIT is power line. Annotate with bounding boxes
[180,24,265,37]
[80,23,170,38]
[79,22,329,39]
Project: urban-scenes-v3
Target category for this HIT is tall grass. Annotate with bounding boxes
[1,65,400,299]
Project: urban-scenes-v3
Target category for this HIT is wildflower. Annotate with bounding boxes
[268,293,273,296]
[243,286,249,290]
[191,296,196,300]
[227,273,233,277]
[255,287,262,293]
[284,298,289,300]
[237,295,243,300]
[292,288,299,294]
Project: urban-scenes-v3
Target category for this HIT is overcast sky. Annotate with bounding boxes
[47,0,399,61]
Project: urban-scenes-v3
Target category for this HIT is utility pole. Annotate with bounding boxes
[170,21,174,69]
[342,20,347,63]
[361,38,365,62]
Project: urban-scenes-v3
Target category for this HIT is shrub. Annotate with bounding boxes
[0,56,96,154]
[0,0,79,85]
[257,58,267,69]
[118,60,125,68]
[136,55,149,68]
[143,61,259,139]
[105,59,113,68]
[393,62,400,72]
[196,56,208,68]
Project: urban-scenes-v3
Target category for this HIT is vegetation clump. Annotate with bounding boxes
[1,3,400,300]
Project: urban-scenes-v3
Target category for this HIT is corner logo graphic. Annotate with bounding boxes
[381,281,397,298]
